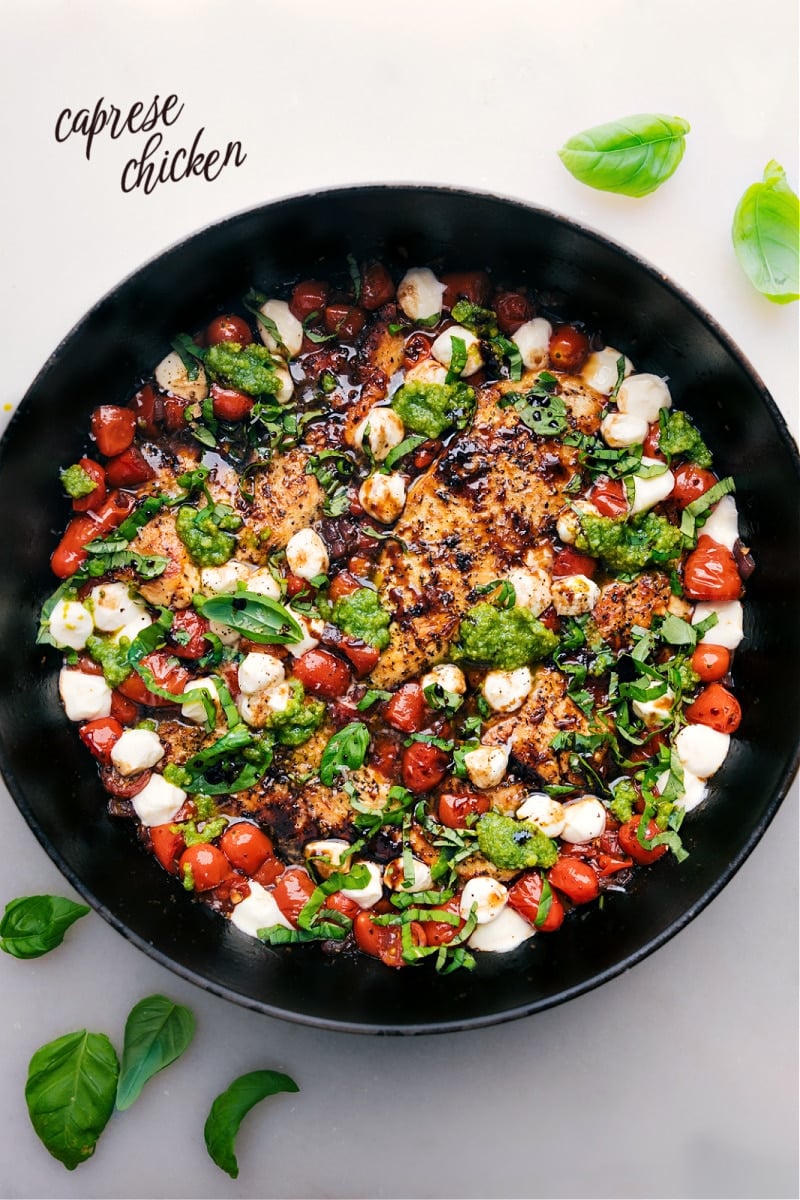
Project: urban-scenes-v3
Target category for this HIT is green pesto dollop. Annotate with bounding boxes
[476,811,558,871]
[608,777,638,824]
[658,410,712,467]
[574,511,684,575]
[175,503,242,567]
[450,299,499,338]
[265,679,326,747]
[173,816,228,846]
[60,463,96,498]
[455,603,559,670]
[391,379,476,439]
[331,587,391,650]
[204,342,281,397]
[85,635,132,688]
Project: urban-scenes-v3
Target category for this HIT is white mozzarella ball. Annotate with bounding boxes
[618,373,672,423]
[237,681,293,728]
[112,611,153,645]
[274,365,295,405]
[304,839,353,879]
[512,318,552,370]
[200,560,254,596]
[58,669,112,721]
[515,793,566,838]
[551,574,601,617]
[131,773,187,826]
[246,568,282,600]
[397,267,446,322]
[89,583,146,633]
[467,905,536,952]
[430,325,483,377]
[257,298,304,358]
[483,667,533,714]
[180,677,219,725]
[207,618,241,648]
[464,745,509,790]
[340,861,384,909]
[358,472,407,525]
[692,601,744,649]
[286,527,329,581]
[459,876,508,925]
[632,688,674,727]
[701,495,739,552]
[657,767,708,813]
[286,613,323,657]
[110,728,164,776]
[630,460,675,515]
[582,348,633,395]
[421,663,467,696]
[231,881,293,938]
[48,599,93,650]
[674,724,730,778]
[601,410,649,448]
[507,567,552,616]
[557,500,601,545]
[560,796,607,843]
[384,856,434,893]
[154,350,208,402]
[354,408,406,461]
[403,358,448,386]
[238,652,285,696]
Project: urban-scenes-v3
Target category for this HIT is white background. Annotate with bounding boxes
[0,2,797,1197]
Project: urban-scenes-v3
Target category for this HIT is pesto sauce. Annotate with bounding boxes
[85,635,132,687]
[331,588,391,649]
[455,602,559,670]
[391,379,476,439]
[204,342,281,397]
[175,503,241,567]
[477,811,559,870]
[264,679,326,747]
[575,511,685,574]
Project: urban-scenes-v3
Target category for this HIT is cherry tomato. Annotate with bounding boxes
[99,763,152,799]
[618,816,668,865]
[325,892,361,920]
[403,332,432,367]
[412,440,441,471]
[494,290,533,335]
[150,824,185,874]
[163,395,189,431]
[548,857,599,904]
[683,535,742,601]
[684,682,742,734]
[90,405,137,457]
[220,823,274,874]
[347,554,373,578]
[328,570,363,602]
[594,852,634,877]
[341,639,381,677]
[69,458,107,513]
[324,304,367,342]
[78,717,123,764]
[353,910,426,968]
[167,609,211,659]
[179,844,232,892]
[292,648,352,698]
[437,791,490,829]
[401,741,450,793]
[251,855,285,887]
[289,280,330,323]
[642,423,667,461]
[105,446,155,489]
[549,324,590,372]
[628,728,668,764]
[671,463,719,509]
[552,546,597,578]
[441,271,491,309]
[383,683,428,733]
[130,383,159,437]
[211,383,254,422]
[360,262,396,310]
[419,898,464,946]
[507,872,565,932]
[110,689,139,726]
[116,652,191,706]
[285,573,309,598]
[369,734,401,780]
[691,643,731,683]
[206,314,253,346]
[272,868,316,925]
[589,478,628,517]
[50,490,136,578]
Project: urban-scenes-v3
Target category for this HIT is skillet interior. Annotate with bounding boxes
[0,185,798,1034]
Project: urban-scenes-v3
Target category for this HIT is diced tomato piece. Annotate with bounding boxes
[105,446,155,489]
[589,478,628,517]
[552,546,597,578]
[110,689,140,726]
[683,535,742,601]
[70,458,107,513]
[211,383,254,422]
[130,383,159,437]
[325,892,361,920]
[508,872,565,932]
[116,652,190,706]
[328,571,362,602]
[163,395,189,430]
[437,791,490,829]
[251,855,285,887]
[684,683,742,734]
[292,648,352,698]
[383,683,428,733]
[78,717,123,764]
[91,405,137,457]
[353,910,425,968]
[340,639,380,677]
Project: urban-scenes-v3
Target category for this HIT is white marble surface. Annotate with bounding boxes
[0,1,797,1197]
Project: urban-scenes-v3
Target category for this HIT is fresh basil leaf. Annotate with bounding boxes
[534,878,553,928]
[25,1031,119,1170]
[732,160,799,304]
[170,333,206,380]
[319,721,370,786]
[659,613,697,647]
[302,310,336,344]
[679,476,736,538]
[446,335,468,383]
[558,113,691,197]
[383,434,428,470]
[242,288,289,354]
[346,253,362,303]
[0,894,89,959]
[197,591,304,645]
[204,1069,299,1179]
[490,335,523,382]
[357,688,393,711]
[116,994,195,1111]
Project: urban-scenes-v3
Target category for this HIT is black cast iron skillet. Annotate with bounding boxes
[1,186,798,1034]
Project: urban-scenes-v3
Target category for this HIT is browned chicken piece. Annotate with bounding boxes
[342,320,407,444]
[131,511,201,610]
[246,446,325,550]
[591,572,672,649]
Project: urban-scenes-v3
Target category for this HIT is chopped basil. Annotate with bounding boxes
[346,253,362,303]
[170,333,206,380]
[680,476,735,538]
[319,721,370,786]
[356,688,393,711]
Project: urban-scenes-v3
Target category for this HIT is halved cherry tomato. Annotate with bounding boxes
[272,868,316,925]
[403,332,432,367]
[401,741,450,793]
[552,546,597,578]
[383,683,427,733]
[220,823,274,874]
[289,280,330,323]
[594,852,634,877]
[116,652,190,706]
[494,290,533,335]
[589,478,628,517]
[441,271,491,309]
[328,571,362,602]
[360,263,396,310]
[150,824,185,874]
[672,464,718,509]
[508,872,565,932]
[206,314,253,345]
[90,405,136,457]
[50,490,136,578]
[130,384,159,437]
[691,643,731,683]
[78,717,123,764]
[437,791,490,830]
[418,897,464,946]
[179,844,232,892]
[352,910,426,968]
[341,638,380,677]
[251,855,285,887]
[105,446,155,489]
[683,535,742,601]
[325,892,361,920]
[285,573,309,598]
[684,683,741,733]
[163,395,189,430]
[99,763,152,799]
[548,857,599,904]
[167,609,211,660]
[642,423,667,461]
[292,648,352,698]
[70,458,107,513]
[549,325,590,372]
[347,554,373,578]
[618,816,668,865]
[211,383,254,422]
[110,689,139,726]
[324,304,367,342]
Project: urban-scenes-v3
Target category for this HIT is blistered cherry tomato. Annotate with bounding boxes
[353,910,426,968]
[684,683,742,733]
[549,324,590,372]
[672,464,719,509]
[691,643,731,683]
[251,855,285,887]
[99,763,152,799]
[289,280,330,323]
[211,383,253,422]
[105,446,155,488]
[70,458,107,513]
[50,490,136,578]
[90,405,136,457]
[116,652,190,706]
[292,648,352,698]
[78,717,123,764]
[552,546,597,578]
[683,535,742,601]
[441,271,491,309]
[360,262,395,310]
[437,791,490,830]
[272,868,316,925]
[340,639,380,677]
[369,734,401,780]
[325,892,361,920]
[220,823,274,874]
[618,816,668,865]
[130,383,159,437]
[507,872,565,933]
[206,314,253,345]
[594,852,633,877]
[589,478,628,517]
[163,395,189,430]
[328,571,362,603]
[285,573,309,598]
[419,898,464,946]
[167,609,211,659]
[110,689,139,726]
[548,857,599,904]
[494,290,533,335]
[150,824,185,874]
[401,742,450,793]
[403,332,432,367]
[179,844,232,892]
[642,423,667,461]
[383,683,428,733]
[324,304,367,342]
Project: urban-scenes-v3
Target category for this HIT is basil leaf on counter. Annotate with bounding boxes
[0,895,89,959]
[732,160,799,304]
[25,1031,119,1170]
[204,1069,299,1179]
[558,113,690,197]
[116,994,196,1111]
[197,590,304,644]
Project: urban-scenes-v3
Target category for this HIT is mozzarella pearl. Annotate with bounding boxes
[384,856,434,893]
[560,796,607,843]
[657,767,708,813]
[231,881,293,938]
[459,876,508,924]
[238,652,286,696]
[207,618,241,648]
[257,298,304,358]
[600,410,649,448]
[515,793,566,838]
[551,574,600,617]
[468,906,536,952]
[110,728,164,776]
[430,325,483,377]
[354,408,406,461]
[512,318,553,370]
[246,568,282,600]
[674,724,730,778]
[154,350,208,402]
[403,359,448,386]
[286,527,329,582]
[483,667,533,714]
[421,662,467,696]
[506,567,552,616]
[274,365,295,404]
[701,495,739,552]
[112,611,153,645]
[304,839,353,880]
[557,500,600,545]
[200,560,254,596]
[396,267,446,322]
[463,745,509,790]
[630,459,675,515]
[286,613,323,657]
[87,583,144,633]
[691,601,744,650]
[237,681,293,728]
[58,669,112,721]
[632,688,675,727]
[48,599,93,650]
[582,348,633,395]
[618,373,672,423]
[339,861,384,909]
[131,773,187,826]
[358,472,407,525]
[180,677,219,724]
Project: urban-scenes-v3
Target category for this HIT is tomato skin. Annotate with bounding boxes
[618,816,668,865]
[50,490,136,578]
[130,383,159,437]
[210,383,254,422]
[589,478,628,517]
[401,742,450,793]
[116,651,191,706]
[206,314,253,346]
[437,791,490,829]
[110,689,139,726]
[403,332,432,367]
[340,639,380,677]
[90,405,137,457]
[272,868,316,925]
[683,535,742,601]
[691,643,731,683]
[369,733,401,780]
[99,763,152,799]
[78,717,123,764]
[684,682,742,734]
[167,609,211,660]
[508,872,565,933]
[325,892,361,920]
[163,395,189,431]
[70,458,107,513]
[441,271,491,309]
[324,304,367,342]
[251,855,285,887]
[419,898,464,946]
[285,573,308,598]
[353,910,426,968]
[548,857,600,904]
[672,464,718,509]
[289,280,330,323]
[383,683,428,733]
[292,648,352,698]
[642,422,667,461]
[360,262,396,310]
[494,290,533,335]
[552,546,597,578]
[179,844,232,892]
[549,324,590,372]
[104,446,155,489]
[150,824,185,874]
[219,823,274,874]
[328,570,362,602]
